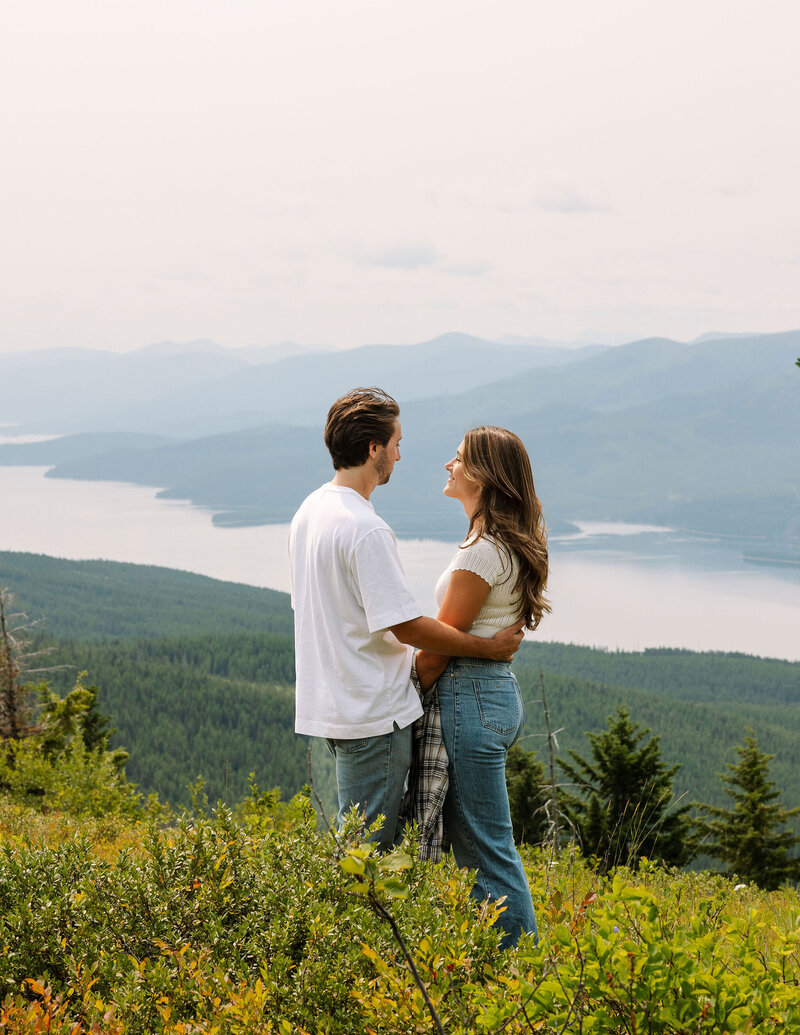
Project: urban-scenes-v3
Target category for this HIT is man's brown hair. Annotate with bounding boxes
[324,387,400,470]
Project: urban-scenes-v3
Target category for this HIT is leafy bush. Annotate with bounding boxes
[0,734,140,818]
[0,802,799,1033]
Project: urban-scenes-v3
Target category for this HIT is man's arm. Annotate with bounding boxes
[390,614,524,663]
[411,568,493,690]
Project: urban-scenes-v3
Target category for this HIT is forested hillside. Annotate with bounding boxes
[512,652,800,813]
[5,551,798,816]
[0,551,292,639]
[42,635,302,805]
[0,551,334,808]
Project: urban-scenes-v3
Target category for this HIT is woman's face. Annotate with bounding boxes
[444,439,482,508]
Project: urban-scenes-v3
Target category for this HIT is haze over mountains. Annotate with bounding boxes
[1,333,603,437]
[1,330,798,543]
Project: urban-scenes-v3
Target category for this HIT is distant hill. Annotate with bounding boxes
[0,551,293,639]
[10,330,798,541]
[0,432,174,466]
[0,346,251,430]
[690,331,758,344]
[2,333,602,438]
[41,425,330,527]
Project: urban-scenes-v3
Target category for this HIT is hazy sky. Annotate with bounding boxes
[3,0,799,352]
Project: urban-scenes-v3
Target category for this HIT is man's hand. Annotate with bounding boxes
[486,623,526,661]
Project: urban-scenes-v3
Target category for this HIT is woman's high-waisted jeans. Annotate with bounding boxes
[438,657,537,948]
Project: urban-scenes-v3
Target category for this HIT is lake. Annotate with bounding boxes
[1,465,798,661]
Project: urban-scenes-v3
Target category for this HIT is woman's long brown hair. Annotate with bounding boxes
[462,425,551,629]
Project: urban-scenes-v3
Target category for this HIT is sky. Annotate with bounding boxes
[2,0,799,353]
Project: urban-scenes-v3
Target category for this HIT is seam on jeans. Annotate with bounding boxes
[449,678,490,900]
[381,730,391,812]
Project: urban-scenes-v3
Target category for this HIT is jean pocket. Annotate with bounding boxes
[472,678,522,735]
[332,737,371,755]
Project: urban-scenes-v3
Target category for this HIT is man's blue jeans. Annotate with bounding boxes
[326,722,412,852]
[438,657,538,949]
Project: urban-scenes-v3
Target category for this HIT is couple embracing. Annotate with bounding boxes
[289,387,549,948]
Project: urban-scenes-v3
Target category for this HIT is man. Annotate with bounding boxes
[289,386,523,849]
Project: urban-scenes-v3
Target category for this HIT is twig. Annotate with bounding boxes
[553,938,587,1035]
[540,671,561,853]
[368,893,446,1035]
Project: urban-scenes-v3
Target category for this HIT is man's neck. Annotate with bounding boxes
[332,467,377,501]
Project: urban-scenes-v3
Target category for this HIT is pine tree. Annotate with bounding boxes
[559,708,692,872]
[696,733,800,890]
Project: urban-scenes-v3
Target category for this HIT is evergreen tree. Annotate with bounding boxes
[36,674,129,771]
[505,744,549,845]
[695,733,800,889]
[559,708,692,871]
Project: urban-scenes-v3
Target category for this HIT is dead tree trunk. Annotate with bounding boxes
[0,588,23,739]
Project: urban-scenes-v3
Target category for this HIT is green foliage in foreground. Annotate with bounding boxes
[1,802,799,1034]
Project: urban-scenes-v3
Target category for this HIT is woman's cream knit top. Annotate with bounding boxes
[434,535,522,637]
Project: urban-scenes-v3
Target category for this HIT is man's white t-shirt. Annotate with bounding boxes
[289,483,423,738]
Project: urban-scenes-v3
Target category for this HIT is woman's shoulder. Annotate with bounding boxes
[458,533,501,556]
[452,534,512,581]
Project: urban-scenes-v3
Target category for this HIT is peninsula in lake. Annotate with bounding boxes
[1,329,798,544]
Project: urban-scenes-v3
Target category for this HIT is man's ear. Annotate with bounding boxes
[368,440,381,459]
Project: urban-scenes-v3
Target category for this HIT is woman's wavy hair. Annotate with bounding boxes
[462,425,550,629]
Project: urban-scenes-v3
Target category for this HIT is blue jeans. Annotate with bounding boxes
[438,658,538,949]
[325,722,412,852]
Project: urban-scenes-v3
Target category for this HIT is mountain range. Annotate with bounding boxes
[1,330,798,542]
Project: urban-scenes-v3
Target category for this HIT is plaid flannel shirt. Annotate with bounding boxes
[403,659,450,862]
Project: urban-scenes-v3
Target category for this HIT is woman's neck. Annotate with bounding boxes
[466,511,484,535]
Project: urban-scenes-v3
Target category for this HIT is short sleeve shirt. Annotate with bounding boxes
[434,535,522,638]
[289,483,423,737]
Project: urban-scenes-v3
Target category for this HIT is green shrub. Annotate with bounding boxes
[0,805,799,1033]
[0,734,140,818]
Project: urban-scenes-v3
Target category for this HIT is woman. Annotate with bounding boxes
[415,426,550,948]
